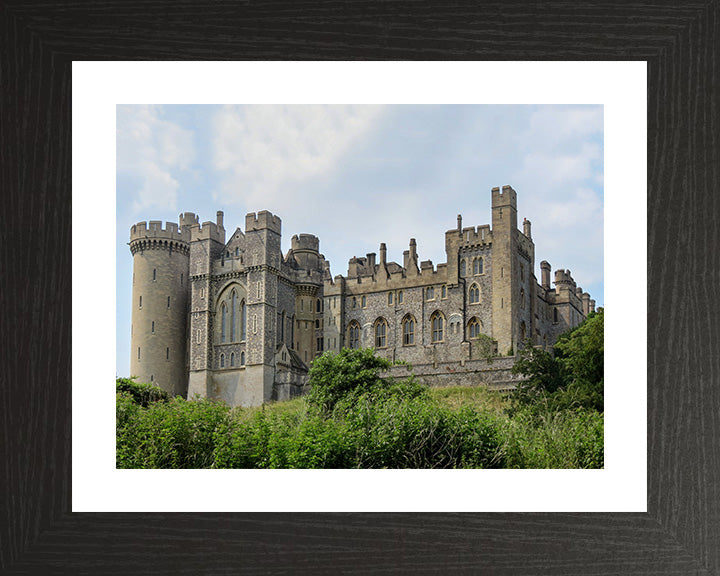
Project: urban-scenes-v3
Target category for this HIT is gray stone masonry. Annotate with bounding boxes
[129,186,596,406]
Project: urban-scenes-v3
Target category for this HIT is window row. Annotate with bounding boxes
[347,314,485,348]
[219,351,245,368]
[460,256,484,277]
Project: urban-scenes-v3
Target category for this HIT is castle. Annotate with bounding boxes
[129,185,596,406]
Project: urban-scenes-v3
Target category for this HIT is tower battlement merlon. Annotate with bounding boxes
[491,184,518,209]
[246,211,282,234]
[130,220,191,242]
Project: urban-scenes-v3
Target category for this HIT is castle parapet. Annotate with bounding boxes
[130,219,191,243]
[291,234,320,253]
[246,211,282,234]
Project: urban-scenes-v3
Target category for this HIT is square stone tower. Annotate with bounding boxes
[490,185,518,354]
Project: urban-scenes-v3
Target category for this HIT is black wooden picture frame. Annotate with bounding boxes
[1,2,718,574]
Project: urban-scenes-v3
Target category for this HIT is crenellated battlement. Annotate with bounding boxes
[291,234,319,253]
[246,210,282,234]
[190,220,225,243]
[491,185,518,209]
[130,220,191,242]
[451,224,492,245]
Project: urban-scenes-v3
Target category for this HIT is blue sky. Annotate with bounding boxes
[116,104,604,377]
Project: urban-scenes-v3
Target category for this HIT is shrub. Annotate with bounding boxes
[344,395,505,469]
[116,377,169,407]
[116,396,230,469]
[307,348,425,416]
[502,407,603,468]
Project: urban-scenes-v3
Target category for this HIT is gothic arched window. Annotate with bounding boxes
[221,303,227,343]
[231,291,237,341]
[348,321,361,349]
[430,311,444,343]
[220,354,225,368]
[241,300,246,340]
[374,318,388,348]
[402,315,415,346]
[468,317,481,339]
[469,283,480,304]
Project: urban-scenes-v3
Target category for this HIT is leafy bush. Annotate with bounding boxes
[116,377,169,407]
[344,395,505,469]
[510,308,604,413]
[307,348,425,416]
[116,396,230,468]
[502,408,604,468]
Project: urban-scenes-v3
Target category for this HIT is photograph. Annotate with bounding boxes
[116,104,604,469]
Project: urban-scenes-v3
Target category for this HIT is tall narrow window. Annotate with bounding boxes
[139,295,142,308]
[167,296,170,308]
[150,375,153,382]
[441,285,447,298]
[181,273,183,285]
[348,321,360,349]
[473,258,479,275]
[235,247,239,257]
[520,321,527,341]
[469,284,480,304]
[316,299,321,313]
[553,308,558,323]
[166,347,169,360]
[468,317,481,339]
[374,318,388,348]
[241,351,246,365]
[241,300,246,340]
[151,321,155,334]
[426,286,435,300]
[221,303,227,342]
[402,315,415,346]
[138,347,141,360]
[388,292,393,305]
[431,311,444,343]
[220,354,225,368]
[230,352,235,367]
[231,292,237,341]
[520,289,525,309]
[398,291,403,304]
[478,257,484,274]
[153,268,156,281]
[352,297,357,308]
[361,295,366,308]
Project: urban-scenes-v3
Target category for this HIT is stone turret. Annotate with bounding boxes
[129,216,192,397]
[491,185,518,354]
[540,260,551,290]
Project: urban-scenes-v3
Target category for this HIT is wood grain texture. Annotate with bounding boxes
[1,1,718,574]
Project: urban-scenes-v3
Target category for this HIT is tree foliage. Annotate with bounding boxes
[306,347,425,416]
[510,308,604,413]
[116,377,169,407]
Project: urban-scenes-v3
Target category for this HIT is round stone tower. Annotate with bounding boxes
[129,216,193,396]
[291,233,321,271]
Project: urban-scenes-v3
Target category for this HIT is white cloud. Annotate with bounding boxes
[117,105,194,213]
[211,105,384,209]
